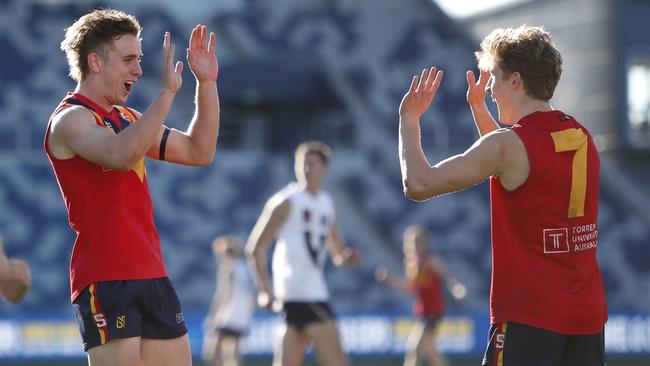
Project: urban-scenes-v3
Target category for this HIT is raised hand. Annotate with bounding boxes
[399,67,444,120]
[187,24,218,82]
[466,69,490,105]
[161,31,183,93]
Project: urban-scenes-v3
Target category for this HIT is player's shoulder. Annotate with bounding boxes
[50,105,98,134]
[265,183,296,210]
[484,127,525,153]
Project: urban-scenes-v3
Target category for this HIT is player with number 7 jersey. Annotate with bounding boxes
[398,25,606,366]
[490,110,606,334]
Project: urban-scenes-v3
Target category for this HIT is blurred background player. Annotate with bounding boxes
[399,25,606,366]
[246,141,360,366]
[46,8,220,366]
[0,236,31,304]
[375,225,466,366]
[202,235,256,366]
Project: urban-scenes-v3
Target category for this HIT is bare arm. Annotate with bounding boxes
[245,197,290,309]
[147,25,220,166]
[429,256,467,300]
[327,216,360,267]
[0,239,9,288]
[375,266,414,294]
[466,69,500,136]
[398,67,508,201]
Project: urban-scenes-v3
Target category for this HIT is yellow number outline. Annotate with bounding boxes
[551,128,588,218]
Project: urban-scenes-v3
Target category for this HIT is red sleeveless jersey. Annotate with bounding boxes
[411,265,444,317]
[45,93,167,301]
[490,110,607,334]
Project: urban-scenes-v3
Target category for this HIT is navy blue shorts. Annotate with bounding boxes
[283,301,336,331]
[72,277,187,351]
[482,322,604,366]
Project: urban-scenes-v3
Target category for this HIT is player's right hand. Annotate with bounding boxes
[451,282,468,301]
[161,31,183,94]
[399,67,443,121]
[1,259,31,304]
[466,69,490,106]
[374,266,389,283]
[257,291,279,311]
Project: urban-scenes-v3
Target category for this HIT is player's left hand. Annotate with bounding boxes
[340,248,361,267]
[450,282,467,301]
[399,67,443,121]
[187,24,218,82]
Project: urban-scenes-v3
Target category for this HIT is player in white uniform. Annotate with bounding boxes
[246,141,359,366]
[203,235,256,366]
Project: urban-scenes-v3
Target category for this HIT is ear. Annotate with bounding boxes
[511,71,523,89]
[87,52,103,74]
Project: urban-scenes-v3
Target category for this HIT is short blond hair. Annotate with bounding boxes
[294,141,332,166]
[61,9,141,82]
[476,25,562,101]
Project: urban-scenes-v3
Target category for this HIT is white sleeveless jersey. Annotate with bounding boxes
[214,258,256,332]
[272,184,335,302]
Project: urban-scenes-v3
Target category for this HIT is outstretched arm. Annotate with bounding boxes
[429,256,467,300]
[147,25,220,166]
[399,67,507,201]
[375,266,414,294]
[466,69,499,136]
[245,197,289,310]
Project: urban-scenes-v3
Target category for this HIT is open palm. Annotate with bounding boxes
[187,25,218,82]
[466,69,490,105]
[399,67,444,119]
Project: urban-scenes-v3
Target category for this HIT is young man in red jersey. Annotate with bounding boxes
[0,237,31,304]
[375,225,466,366]
[398,25,606,366]
[45,9,219,366]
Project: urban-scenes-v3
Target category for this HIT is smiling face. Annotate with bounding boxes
[94,34,143,107]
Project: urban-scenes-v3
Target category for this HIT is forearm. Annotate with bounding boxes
[186,81,219,164]
[386,276,413,293]
[0,255,9,288]
[469,101,499,136]
[113,90,175,169]
[248,252,272,294]
[399,116,435,200]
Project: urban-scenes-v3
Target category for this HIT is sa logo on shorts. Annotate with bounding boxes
[93,313,107,328]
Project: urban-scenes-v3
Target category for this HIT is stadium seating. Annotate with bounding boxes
[0,0,648,320]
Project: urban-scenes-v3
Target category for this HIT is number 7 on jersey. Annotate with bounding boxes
[551,128,588,218]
